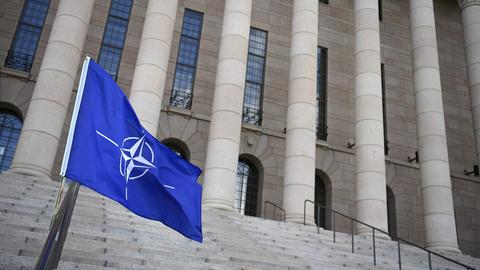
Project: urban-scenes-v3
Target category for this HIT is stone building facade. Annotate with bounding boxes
[0,0,479,258]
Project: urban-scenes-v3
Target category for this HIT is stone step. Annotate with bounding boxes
[1,173,478,270]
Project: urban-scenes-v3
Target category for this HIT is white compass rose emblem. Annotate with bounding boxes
[96,130,159,200]
[119,136,156,181]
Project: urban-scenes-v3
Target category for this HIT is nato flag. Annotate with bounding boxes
[60,57,203,242]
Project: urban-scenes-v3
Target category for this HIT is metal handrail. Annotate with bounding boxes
[263,200,286,222]
[35,181,80,270]
[303,199,476,270]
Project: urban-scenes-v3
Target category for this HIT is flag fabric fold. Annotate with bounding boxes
[60,57,203,242]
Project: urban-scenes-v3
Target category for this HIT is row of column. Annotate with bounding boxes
[10,0,480,253]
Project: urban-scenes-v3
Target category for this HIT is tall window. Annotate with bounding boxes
[0,111,22,172]
[381,63,388,155]
[170,9,203,109]
[378,0,383,21]
[98,0,133,81]
[243,28,267,126]
[235,159,260,216]
[4,0,50,72]
[317,47,328,140]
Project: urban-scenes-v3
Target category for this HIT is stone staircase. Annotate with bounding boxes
[1,173,479,270]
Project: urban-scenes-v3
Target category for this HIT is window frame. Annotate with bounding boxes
[316,46,328,141]
[242,27,268,126]
[97,0,133,81]
[235,158,260,217]
[5,0,51,72]
[381,63,389,155]
[0,110,23,172]
[170,8,204,110]
[378,0,383,21]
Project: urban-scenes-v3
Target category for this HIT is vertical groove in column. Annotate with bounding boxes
[282,0,318,224]
[202,0,252,211]
[459,0,480,165]
[9,0,95,178]
[411,0,460,252]
[353,0,389,234]
[129,0,178,135]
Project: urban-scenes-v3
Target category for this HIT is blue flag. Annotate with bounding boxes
[60,57,203,242]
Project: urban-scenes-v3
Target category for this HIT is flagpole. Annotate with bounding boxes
[34,56,91,270]
[50,176,66,230]
[60,56,91,176]
[50,55,90,234]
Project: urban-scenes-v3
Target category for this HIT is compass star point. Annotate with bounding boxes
[120,136,155,181]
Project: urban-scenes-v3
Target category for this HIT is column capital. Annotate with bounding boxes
[458,0,480,10]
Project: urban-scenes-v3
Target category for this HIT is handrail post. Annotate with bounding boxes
[303,200,307,226]
[351,219,354,253]
[317,205,320,234]
[397,240,402,270]
[263,201,266,219]
[428,252,432,270]
[372,228,376,266]
[332,213,336,243]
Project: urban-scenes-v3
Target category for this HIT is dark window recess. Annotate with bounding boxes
[319,0,329,4]
[170,9,203,109]
[315,176,326,229]
[0,111,22,172]
[164,143,187,160]
[386,186,397,240]
[243,28,267,126]
[381,63,389,155]
[98,0,133,81]
[378,0,383,21]
[5,0,51,72]
[235,159,260,217]
[317,47,328,140]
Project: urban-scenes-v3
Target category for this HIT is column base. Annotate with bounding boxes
[202,198,234,211]
[8,165,51,180]
[426,242,461,254]
[285,213,316,225]
[356,227,391,240]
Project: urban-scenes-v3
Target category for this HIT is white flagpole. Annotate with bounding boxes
[60,56,91,176]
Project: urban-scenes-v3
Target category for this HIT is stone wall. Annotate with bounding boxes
[452,176,480,258]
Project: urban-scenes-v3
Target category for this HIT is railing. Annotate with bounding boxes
[242,107,262,126]
[263,200,285,222]
[4,50,34,72]
[303,200,476,270]
[35,181,80,270]
[170,90,193,109]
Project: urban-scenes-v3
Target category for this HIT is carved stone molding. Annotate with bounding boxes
[458,0,480,10]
